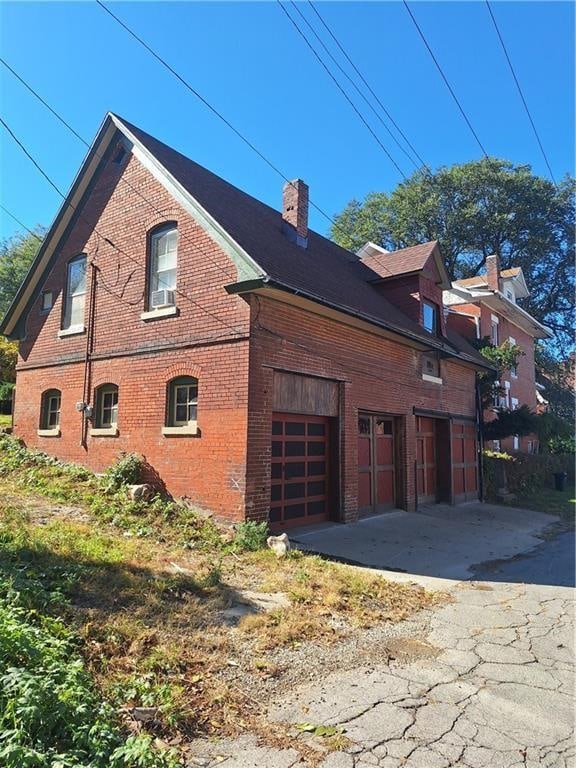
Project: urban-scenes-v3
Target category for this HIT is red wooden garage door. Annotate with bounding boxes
[416,416,437,504]
[270,413,331,528]
[358,414,396,516]
[451,421,479,502]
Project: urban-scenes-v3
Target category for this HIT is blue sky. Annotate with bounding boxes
[0,1,573,241]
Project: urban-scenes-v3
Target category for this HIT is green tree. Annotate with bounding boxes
[331,159,575,355]
[0,227,44,321]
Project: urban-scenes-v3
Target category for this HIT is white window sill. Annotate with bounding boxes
[422,374,443,385]
[58,325,85,338]
[141,306,179,321]
[162,423,198,436]
[37,428,61,437]
[90,426,119,437]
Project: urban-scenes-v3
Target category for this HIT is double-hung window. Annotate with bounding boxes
[63,255,87,331]
[39,389,61,436]
[149,226,178,308]
[92,384,119,435]
[163,376,199,435]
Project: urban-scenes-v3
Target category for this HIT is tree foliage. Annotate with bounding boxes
[474,337,523,411]
[482,404,539,441]
[0,227,44,321]
[331,158,575,355]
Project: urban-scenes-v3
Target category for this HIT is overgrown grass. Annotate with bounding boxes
[504,486,576,525]
[0,434,442,763]
[0,414,11,428]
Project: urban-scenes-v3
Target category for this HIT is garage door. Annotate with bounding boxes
[270,413,331,529]
[416,416,437,504]
[358,414,396,516]
[451,421,478,502]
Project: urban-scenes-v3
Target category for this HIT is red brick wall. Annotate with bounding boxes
[245,295,478,523]
[375,275,420,324]
[14,149,251,519]
[478,307,537,453]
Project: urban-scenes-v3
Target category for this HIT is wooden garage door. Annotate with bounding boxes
[416,416,437,504]
[270,413,331,529]
[358,414,396,516]
[451,421,479,502]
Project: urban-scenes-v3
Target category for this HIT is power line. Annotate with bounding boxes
[484,0,556,186]
[278,1,407,179]
[0,204,43,241]
[288,1,419,171]
[402,0,488,157]
[307,0,429,170]
[94,0,346,235]
[1,56,397,293]
[0,114,246,336]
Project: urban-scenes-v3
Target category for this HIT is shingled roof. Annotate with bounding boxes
[0,114,491,369]
[453,267,521,289]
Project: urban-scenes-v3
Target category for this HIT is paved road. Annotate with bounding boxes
[473,529,575,588]
[195,579,574,768]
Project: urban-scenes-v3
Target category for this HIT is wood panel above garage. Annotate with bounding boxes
[272,371,339,417]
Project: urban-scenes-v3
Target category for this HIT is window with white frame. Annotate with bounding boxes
[149,225,178,309]
[63,255,87,330]
[40,389,61,430]
[511,397,519,411]
[95,384,119,429]
[167,376,198,427]
[490,314,499,346]
[502,381,511,409]
[493,439,501,451]
[513,435,520,451]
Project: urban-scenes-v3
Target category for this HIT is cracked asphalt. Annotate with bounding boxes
[193,575,574,768]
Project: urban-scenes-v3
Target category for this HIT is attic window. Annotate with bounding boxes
[422,300,439,335]
[113,145,127,165]
[41,291,53,312]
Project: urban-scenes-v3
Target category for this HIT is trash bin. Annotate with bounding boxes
[553,472,567,491]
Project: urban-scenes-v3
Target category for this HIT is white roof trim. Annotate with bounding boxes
[356,241,391,260]
[110,114,265,284]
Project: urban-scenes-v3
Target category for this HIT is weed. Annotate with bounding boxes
[104,452,145,490]
[233,520,268,552]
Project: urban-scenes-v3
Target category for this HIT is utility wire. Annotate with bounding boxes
[0,114,246,336]
[288,1,420,171]
[402,0,488,157]
[278,1,407,179]
[0,204,43,241]
[484,0,556,185]
[94,0,348,235]
[0,56,236,283]
[307,0,428,170]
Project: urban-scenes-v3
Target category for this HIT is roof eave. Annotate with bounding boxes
[227,278,495,371]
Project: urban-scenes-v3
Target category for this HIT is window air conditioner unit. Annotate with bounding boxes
[151,289,176,309]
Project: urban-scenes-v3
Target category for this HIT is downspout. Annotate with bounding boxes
[81,262,98,448]
[476,374,484,502]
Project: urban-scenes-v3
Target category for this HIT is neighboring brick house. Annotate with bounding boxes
[1,113,493,528]
[444,256,552,454]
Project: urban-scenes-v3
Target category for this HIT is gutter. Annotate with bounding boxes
[226,277,495,372]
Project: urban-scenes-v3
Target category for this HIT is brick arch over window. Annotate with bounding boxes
[165,375,199,429]
[164,363,202,382]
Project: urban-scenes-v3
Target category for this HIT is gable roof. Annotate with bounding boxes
[453,267,523,290]
[359,240,451,288]
[0,113,491,370]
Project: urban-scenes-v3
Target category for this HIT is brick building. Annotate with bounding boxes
[1,114,492,527]
[444,257,552,454]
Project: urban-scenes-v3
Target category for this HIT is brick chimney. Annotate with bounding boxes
[486,254,501,292]
[282,179,308,247]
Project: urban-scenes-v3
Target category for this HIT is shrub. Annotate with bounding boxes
[104,452,145,490]
[483,450,575,498]
[233,520,269,552]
